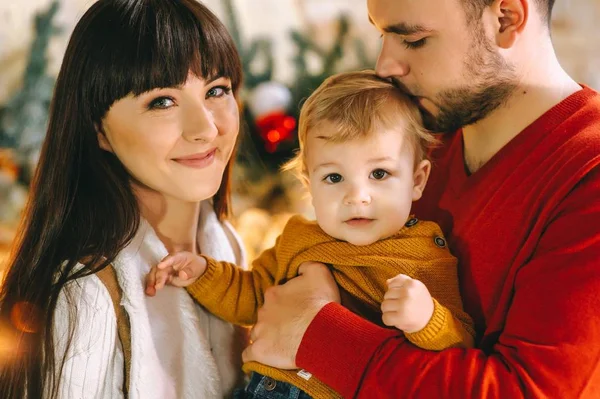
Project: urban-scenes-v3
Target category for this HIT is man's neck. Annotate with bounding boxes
[462,61,581,174]
[134,184,201,254]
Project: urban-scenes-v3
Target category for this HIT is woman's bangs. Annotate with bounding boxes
[87,0,242,119]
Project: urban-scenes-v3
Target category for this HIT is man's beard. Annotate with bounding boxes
[420,80,516,132]
[398,25,518,133]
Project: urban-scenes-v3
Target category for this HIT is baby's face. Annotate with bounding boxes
[305,121,429,246]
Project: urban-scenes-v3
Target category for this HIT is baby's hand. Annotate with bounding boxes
[145,252,208,296]
[381,274,434,333]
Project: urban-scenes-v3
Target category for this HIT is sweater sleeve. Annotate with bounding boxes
[296,168,600,398]
[51,275,123,399]
[404,256,475,350]
[186,237,282,326]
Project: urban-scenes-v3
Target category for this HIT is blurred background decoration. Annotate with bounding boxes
[0,0,599,268]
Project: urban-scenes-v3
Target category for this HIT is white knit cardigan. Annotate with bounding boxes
[51,201,246,398]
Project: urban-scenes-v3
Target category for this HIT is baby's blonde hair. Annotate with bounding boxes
[283,70,436,184]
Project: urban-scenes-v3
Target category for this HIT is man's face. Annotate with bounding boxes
[369,0,517,132]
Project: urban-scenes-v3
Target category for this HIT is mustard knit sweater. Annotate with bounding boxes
[188,216,474,398]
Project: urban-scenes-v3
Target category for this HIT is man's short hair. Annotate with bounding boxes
[463,0,555,25]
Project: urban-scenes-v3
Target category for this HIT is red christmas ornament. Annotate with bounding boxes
[255,111,297,153]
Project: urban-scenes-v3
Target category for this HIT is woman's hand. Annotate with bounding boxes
[145,252,207,296]
[241,261,340,369]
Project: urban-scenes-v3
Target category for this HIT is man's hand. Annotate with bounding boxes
[145,252,207,296]
[242,261,340,369]
[381,274,434,333]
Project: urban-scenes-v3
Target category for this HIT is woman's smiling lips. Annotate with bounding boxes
[172,148,217,168]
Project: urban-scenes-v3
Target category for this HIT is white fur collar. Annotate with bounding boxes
[112,200,245,398]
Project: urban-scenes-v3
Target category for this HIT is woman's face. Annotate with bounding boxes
[98,72,239,203]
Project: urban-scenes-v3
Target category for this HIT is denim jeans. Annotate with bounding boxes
[233,372,313,399]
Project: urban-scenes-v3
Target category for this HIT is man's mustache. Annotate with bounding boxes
[389,77,416,98]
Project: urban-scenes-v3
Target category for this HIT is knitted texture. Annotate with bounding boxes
[188,215,474,398]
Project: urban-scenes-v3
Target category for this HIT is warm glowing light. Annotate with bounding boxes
[267,130,281,143]
[0,319,24,364]
[283,117,296,130]
[10,302,41,334]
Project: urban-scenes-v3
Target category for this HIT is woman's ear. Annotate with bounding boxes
[96,123,114,153]
[412,159,431,201]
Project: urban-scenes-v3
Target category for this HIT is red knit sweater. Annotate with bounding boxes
[296,86,600,398]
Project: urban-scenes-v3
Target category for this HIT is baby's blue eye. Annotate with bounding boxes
[370,169,389,180]
[324,173,343,184]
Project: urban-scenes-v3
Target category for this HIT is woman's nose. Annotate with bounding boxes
[182,104,218,143]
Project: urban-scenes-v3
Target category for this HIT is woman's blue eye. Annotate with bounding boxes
[207,85,232,98]
[370,169,389,180]
[324,173,343,184]
[148,97,175,109]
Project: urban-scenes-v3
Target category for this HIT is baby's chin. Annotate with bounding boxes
[346,233,397,246]
[317,221,390,246]
[346,238,379,246]
[339,230,400,246]
[334,232,384,247]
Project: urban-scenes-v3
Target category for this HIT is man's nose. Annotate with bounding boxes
[376,37,410,79]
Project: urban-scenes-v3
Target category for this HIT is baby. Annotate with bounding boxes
[146,70,474,399]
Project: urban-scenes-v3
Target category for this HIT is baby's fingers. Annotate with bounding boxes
[179,269,190,280]
[154,268,174,290]
[157,252,191,270]
[145,267,158,296]
[381,308,401,327]
[170,268,196,287]
[386,273,412,288]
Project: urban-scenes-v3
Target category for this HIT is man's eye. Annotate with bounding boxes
[404,38,427,49]
[324,173,343,184]
[148,97,175,110]
[207,85,232,99]
[370,169,389,180]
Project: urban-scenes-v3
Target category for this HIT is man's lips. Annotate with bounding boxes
[388,78,422,102]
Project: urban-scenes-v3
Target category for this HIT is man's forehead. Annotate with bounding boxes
[367,0,460,30]
[368,14,433,36]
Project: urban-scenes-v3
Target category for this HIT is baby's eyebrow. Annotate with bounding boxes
[311,162,340,174]
[314,162,337,169]
[367,156,394,163]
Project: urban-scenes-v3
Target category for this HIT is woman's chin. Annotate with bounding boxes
[177,184,222,203]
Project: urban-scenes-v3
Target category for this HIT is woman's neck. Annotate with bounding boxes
[133,184,201,254]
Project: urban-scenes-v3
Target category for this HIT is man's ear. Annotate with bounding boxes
[489,0,528,49]
[96,123,114,153]
[412,159,431,201]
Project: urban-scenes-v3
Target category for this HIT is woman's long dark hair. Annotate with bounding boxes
[0,1,242,397]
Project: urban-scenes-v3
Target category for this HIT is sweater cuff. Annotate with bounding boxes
[296,302,402,398]
[404,298,447,348]
[186,255,218,301]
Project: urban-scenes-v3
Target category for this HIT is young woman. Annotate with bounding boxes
[0,1,246,397]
